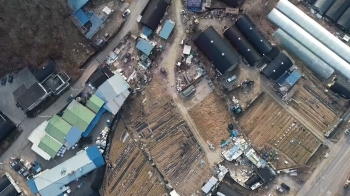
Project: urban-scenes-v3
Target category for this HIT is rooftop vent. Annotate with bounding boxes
[211,40,214,43]
[247,49,250,52]
[222,53,225,56]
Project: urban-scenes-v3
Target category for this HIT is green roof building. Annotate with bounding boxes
[45,115,71,144]
[86,94,104,113]
[62,100,96,132]
[38,135,62,158]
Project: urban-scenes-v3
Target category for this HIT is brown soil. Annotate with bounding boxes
[189,93,232,146]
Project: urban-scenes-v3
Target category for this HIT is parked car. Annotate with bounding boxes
[226,75,237,83]
[8,74,13,83]
[18,167,26,175]
[77,182,84,188]
[22,171,30,178]
[10,162,21,171]
[1,77,6,85]
[345,129,349,134]
[26,174,34,180]
[122,9,131,18]
[281,183,290,191]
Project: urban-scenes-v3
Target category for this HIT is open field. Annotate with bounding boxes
[103,121,166,196]
[239,93,321,168]
[149,123,212,195]
[189,93,232,146]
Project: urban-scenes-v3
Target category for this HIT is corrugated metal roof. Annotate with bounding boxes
[62,100,96,132]
[159,20,175,40]
[45,115,71,144]
[86,95,104,113]
[31,145,52,161]
[65,126,82,146]
[268,8,350,80]
[276,0,350,64]
[285,70,302,86]
[104,89,130,115]
[68,0,89,13]
[32,146,102,196]
[28,121,49,145]
[136,39,154,56]
[74,9,89,26]
[273,29,334,79]
[324,0,350,23]
[87,146,105,168]
[140,0,170,30]
[262,52,293,80]
[38,135,62,158]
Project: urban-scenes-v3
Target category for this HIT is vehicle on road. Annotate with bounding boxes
[1,77,6,85]
[77,182,84,188]
[345,174,350,188]
[345,129,349,134]
[8,74,14,83]
[122,9,131,18]
[226,75,237,83]
[22,170,30,177]
[26,174,34,180]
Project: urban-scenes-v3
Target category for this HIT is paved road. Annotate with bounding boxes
[297,134,350,196]
[0,0,147,163]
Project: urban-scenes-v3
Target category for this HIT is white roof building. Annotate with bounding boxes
[95,72,130,115]
[28,146,104,196]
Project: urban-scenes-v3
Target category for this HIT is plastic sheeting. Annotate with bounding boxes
[268,9,350,79]
[273,29,334,79]
[276,0,350,64]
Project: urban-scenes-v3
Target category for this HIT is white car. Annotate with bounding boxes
[345,129,349,134]
[226,75,237,83]
[122,9,131,18]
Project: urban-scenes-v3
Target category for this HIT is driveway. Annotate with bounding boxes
[0,0,148,164]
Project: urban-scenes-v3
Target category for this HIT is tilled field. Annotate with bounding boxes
[239,94,321,166]
[103,121,166,196]
[291,85,338,133]
[149,123,211,195]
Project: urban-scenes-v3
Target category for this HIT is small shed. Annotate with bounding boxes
[285,70,302,87]
[74,9,89,26]
[102,6,112,15]
[183,45,191,55]
[159,20,175,40]
[202,176,218,194]
[141,26,153,38]
[136,39,154,56]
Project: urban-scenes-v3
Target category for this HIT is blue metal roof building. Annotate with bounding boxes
[73,9,89,27]
[285,70,302,87]
[187,0,202,12]
[136,39,154,56]
[68,0,89,13]
[65,126,82,148]
[82,107,106,137]
[159,20,175,40]
[141,26,153,38]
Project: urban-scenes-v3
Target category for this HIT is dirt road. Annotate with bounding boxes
[162,0,221,165]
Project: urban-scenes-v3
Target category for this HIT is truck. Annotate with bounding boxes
[344,175,350,188]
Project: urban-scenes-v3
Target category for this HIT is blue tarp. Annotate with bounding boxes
[159,20,175,40]
[82,106,106,137]
[136,39,154,56]
[86,145,105,168]
[68,0,89,13]
[27,179,38,194]
[66,126,82,145]
[141,26,153,37]
[277,72,289,86]
[286,70,302,87]
[74,9,89,26]
[187,0,202,12]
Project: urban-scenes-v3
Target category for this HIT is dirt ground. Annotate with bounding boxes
[238,93,321,169]
[0,0,95,80]
[103,121,166,196]
[189,93,233,146]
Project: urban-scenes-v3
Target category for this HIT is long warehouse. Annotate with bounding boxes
[312,0,335,15]
[268,9,350,80]
[276,0,350,64]
[336,7,350,31]
[324,0,350,23]
[274,29,334,79]
[224,25,261,66]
